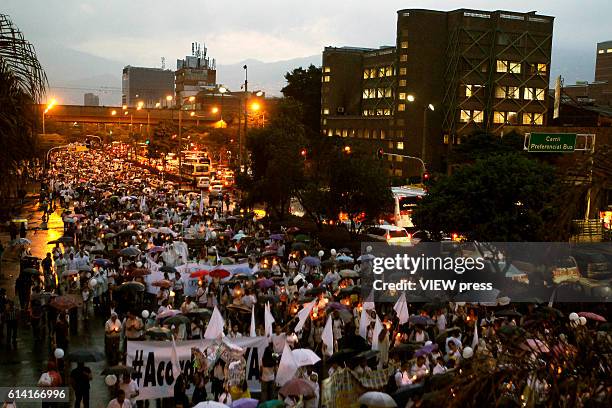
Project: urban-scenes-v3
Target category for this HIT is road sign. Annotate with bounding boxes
[527,133,577,153]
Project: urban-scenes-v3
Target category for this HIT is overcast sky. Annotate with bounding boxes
[4,0,610,66]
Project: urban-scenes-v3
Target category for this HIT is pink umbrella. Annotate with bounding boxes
[156,309,181,320]
[578,312,606,322]
[520,339,550,353]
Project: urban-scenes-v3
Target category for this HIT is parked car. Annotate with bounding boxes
[365,225,412,246]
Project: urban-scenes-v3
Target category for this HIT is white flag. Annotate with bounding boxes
[393,292,409,325]
[371,316,383,351]
[294,301,315,332]
[363,291,375,311]
[359,307,371,339]
[471,322,479,349]
[264,302,275,337]
[275,342,298,386]
[322,315,334,356]
[250,304,256,337]
[170,335,182,379]
[204,306,225,339]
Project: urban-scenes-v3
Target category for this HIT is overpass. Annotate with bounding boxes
[36,104,220,125]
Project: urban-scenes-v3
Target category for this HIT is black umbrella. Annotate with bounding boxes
[305,287,325,296]
[356,350,379,360]
[329,349,360,365]
[496,309,522,318]
[163,315,190,326]
[116,281,145,293]
[101,365,134,376]
[67,349,105,362]
[392,383,425,407]
[160,266,177,274]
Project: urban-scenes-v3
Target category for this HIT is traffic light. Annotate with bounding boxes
[422,171,430,184]
[300,148,307,159]
[377,148,384,160]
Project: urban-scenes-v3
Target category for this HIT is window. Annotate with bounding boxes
[508,86,520,99]
[377,88,385,98]
[381,129,386,139]
[398,103,406,111]
[399,80,407,87]
[399,92,406,100]
[322,119,327,125]
[323,75,330,82]
[363,109,369,116]
[509,61,521,74]
[397,130,404,138]
[363,88,375,99]
[376,108,384,116]
[388,141,394,149]
[385,66,393,76]
[384,88,392,98]
[535,88,545,101]
[397,142,404,150]
[399,67,407,75]
[493,111,505,124]
[322,108,330,115]
[524,87,535,100]
[608,48,612,53]
[395,156,403,162]
[400,41,408,49]
[496,60,508,73]
[507,112,518,124]
[537,63,547,74]
[383,109,392,116]
[378,67,386,77]
[523,112,543,125]
[327,129,333,136]
[324,66,331,73]
[394,169,403,176]
[465,84,482,97]
[341,129,348,137]
[473,110,484,123]
[460,110,471,123]
[598,49,605,54]
[363,69,370,79]
[400,54,408,62]
[364,129,370,138]
[495,86,506,99]
[372,130,379,139]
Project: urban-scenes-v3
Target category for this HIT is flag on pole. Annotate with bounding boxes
[393,292,409,325]
[250,304,256,337]
[170,335,182,379]
[264,301,275,337]
[276,342,298,386]
[359,306,371,340]
[294,300,315,332]
[204,306,225,339]
[371,316,383,351]
[471,322,479,349]
[322,314,334,356]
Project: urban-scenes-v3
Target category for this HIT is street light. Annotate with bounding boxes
[211,106,219,114]
[42,98,57,134]
[251,102,261,112]
[111,110,117,116]
[406,95,435,176]
[122,105,127,110]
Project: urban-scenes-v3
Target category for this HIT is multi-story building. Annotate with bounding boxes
[564,41,612,106]
[175,43,217,107]
[322,8,554,177]
[83,92,99,106]
[121,66,175,108]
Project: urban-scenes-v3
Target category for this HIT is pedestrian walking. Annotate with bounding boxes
[4,300,18,349]
[70,362,92,408]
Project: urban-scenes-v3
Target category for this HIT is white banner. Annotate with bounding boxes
[126,336,269,400]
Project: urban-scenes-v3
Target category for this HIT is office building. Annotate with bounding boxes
[564,41,612,106]
[175,43,217,107]
[121,66,175,108]
[322,9,554,177]
[83,92,99,106]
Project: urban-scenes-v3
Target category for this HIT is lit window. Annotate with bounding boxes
[398,103,406,111]
[395,155,402,162]
[381,130,386,139]
[385,66,393,76]
[465,84,482,97]
[507,112,518,124]
[493,111,505,124]
[399,68,407,75]
[379,67,386,77]
[377,88,385,98]
[496,60,508,73]
[383,109,391,116]
[364,129,370,138]
[522,113,544,125]
[388,141,394,148]
[397,142,404,150]
[524,88,535,100]
[400,54,408,62]
[323,75,330,82]
[535,88,545,101]
[323,108,330,115]
[370,68,377,78]
[399,92,406,100]
[608,48,612,53]
[384,88,392,98]
[460,110,471,123]
[322,119,327,125]
[508,86,520,99]
[342,129,348,137]
[363,109,369,116]
[376,109,384,116]
[473,110,484,123]
[399,80,407,87]
[537,63,547,74]
[324,66,331,73]
[400,41,408,49]
[495,86,506,99]
[363,69,370,79]
[534,113,543,125]
[327,129,333,136]
[598,49,605,54]
[509,61,521,73]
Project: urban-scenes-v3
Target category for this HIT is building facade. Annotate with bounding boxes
[175,43,217,107]
[322,8,554,177]
[83,92,99,106]
[564,41,612,106]
[121,66,175,108]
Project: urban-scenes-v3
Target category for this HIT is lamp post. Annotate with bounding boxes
[406,95,434,176]
[42,98,57,135]
[242,65,248,169]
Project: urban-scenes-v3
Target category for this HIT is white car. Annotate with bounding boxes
[209,183,223,194]
[365,225,412,246]
[197,176,210,189]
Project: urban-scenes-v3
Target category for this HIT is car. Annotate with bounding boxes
[209,182,223,194]
[196,176,210,189]
[365,225,412,246]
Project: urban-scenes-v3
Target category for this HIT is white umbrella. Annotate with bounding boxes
[291,348,321,367]
[158,227,176,236]
[193,402,227,408]
[358,391,397,408]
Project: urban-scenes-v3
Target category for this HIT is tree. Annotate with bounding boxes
[451,130,524,164]
[281,64,322,135]
[0,14,47,201]
[147,121,176,160]
[412,153,563,241]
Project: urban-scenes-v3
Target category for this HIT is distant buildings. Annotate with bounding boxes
[121,66,175,108]
[83,92,99,106]
[563,41,612,106]
[175,43,217,107]
[322,8,554,176]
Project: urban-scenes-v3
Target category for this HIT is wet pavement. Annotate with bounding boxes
[0,193,113,408]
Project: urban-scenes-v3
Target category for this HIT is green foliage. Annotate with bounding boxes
[412,153,563,241]
[281,64,322,135]
[451,130,524,164]
[147,121,176,159]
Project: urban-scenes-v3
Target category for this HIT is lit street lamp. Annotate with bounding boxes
[42,98,57,134]
[406,95,435,173]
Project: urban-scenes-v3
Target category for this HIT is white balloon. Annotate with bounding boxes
[88,278,97,289]
[210,231,217,239]
[569,312,579,321]
[136,261,143,268]
[142,310,150,319]
[54,348,64,359]
[105,374,117,386]
[317,250,324,257]
[330,249,337,256]
[579,316,587,326]
[462,347,474,359]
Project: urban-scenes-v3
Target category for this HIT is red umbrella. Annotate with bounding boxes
[152,279,173,288]
[49,295,81,311]
[209,269,231,279]
[578,312,606,322]
[190,270,210,278]
[127,268,151,277]
[279,378,315,398]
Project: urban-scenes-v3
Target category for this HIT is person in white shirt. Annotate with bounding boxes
[180,296,197,314]
[410,356,429,382]
[432,356,447,375]
[394,362,413,388]
[271,326,286,354]
[106,390,131,408]
[119,373,139,406]
[435,309,447,333]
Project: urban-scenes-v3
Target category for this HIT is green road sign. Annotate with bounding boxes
[528,133,577,153]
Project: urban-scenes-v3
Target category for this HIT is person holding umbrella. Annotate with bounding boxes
[70,362,92,408]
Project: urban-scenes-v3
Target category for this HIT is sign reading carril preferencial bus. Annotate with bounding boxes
[528,133,577,152]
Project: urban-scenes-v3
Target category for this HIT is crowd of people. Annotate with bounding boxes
[1,144,609,408]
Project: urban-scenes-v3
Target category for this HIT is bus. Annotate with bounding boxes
[180,153,212,188]
[391,186,426,228]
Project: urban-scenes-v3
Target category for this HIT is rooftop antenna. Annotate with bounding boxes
[161,57,166,70]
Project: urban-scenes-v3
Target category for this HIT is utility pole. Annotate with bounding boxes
[242,64,248,169]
